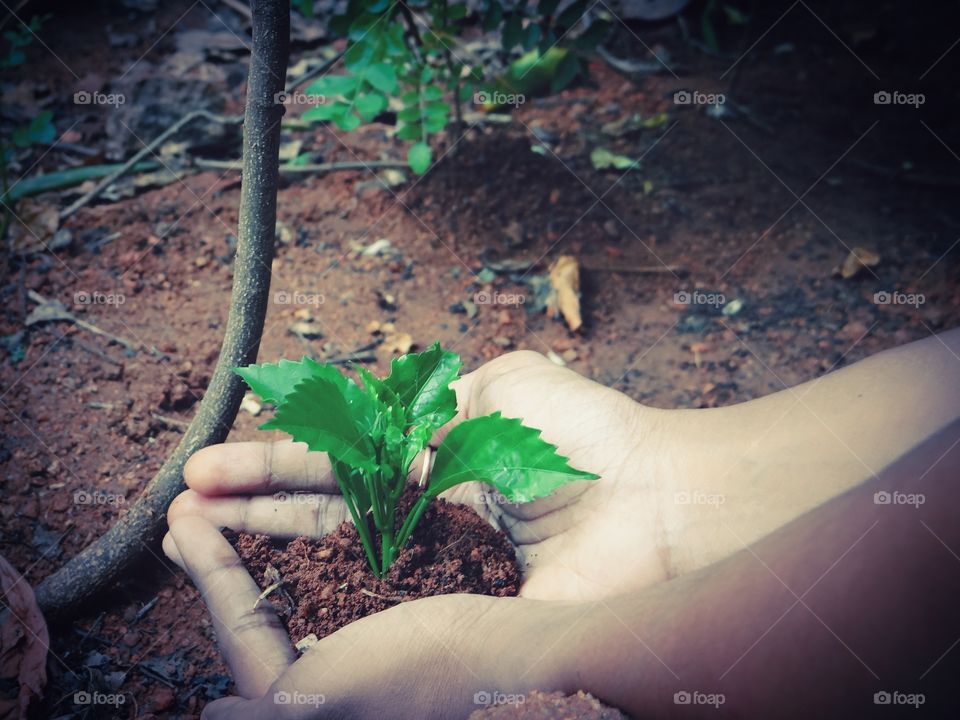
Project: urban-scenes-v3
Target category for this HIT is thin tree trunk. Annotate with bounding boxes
[35,0,291,620]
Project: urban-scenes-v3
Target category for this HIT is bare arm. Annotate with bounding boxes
[564,416,960,718]
[659,328,960,574]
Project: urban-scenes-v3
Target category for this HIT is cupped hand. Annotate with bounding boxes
[163,351,673,717]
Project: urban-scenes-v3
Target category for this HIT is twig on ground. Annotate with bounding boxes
[151,413,190,431]
[27,290,140,352]
[59,111,242,221]
[359,588,406,603]
[284,51,344,93]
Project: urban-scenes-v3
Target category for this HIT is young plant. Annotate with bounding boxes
[300,0,610,174]
[236,343,598,577]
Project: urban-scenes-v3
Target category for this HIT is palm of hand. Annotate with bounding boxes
[441,352,666,600]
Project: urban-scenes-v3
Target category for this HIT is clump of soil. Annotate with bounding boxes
[468,691,628,720]
[232,491,521,643]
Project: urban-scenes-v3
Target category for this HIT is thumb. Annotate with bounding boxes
[201,696,256,719]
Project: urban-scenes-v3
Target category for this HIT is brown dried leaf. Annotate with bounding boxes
[383,331,413,355]
[0,554,49,719]
[546,255,583,332]
[836,246,881,279]
[7,200,59,255]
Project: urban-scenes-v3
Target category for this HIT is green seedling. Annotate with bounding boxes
[236,343,598,577]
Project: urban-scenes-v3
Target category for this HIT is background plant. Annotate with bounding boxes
[1,15,55,238]
[301,0,611,174]
[237,342,598,577]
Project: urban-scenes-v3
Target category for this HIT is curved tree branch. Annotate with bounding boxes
[35,0,291,620]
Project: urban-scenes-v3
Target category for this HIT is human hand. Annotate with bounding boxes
[162,351,674,716]
[167,351,672,602]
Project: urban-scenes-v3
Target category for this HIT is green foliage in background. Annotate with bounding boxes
[299,0,610,174]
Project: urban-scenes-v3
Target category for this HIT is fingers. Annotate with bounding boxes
[201,696,254,720]
[168,489,349,538]
[185,440,338,496]
[169,516,294,698]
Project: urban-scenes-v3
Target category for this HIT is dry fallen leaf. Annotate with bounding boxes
[835,246,881,279]
[0,553,49,719]
[7,200,60,255]
[546,255,583,332]
[383,331,413,355]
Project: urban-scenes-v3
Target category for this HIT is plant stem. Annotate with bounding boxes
[34,0,291,620]
[395,493,431,551]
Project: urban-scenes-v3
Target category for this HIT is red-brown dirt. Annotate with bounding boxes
[1,0,958,717]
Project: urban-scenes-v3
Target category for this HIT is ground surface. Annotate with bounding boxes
[1,0,958,717]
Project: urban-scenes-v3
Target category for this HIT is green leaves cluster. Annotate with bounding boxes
[298,0,610,175]
[236,343,597,577]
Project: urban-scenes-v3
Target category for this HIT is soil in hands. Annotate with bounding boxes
[232,489,521,643]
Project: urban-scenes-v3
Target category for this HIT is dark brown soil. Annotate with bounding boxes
[232,492,521,643]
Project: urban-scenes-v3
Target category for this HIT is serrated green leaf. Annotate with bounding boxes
[423,85,444,101]
[428,412,599,502]
[408,142,432,174]
[381,342,461,432]
[235,356,340,405]
[366,62,398,93]
[261,376,378,471]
